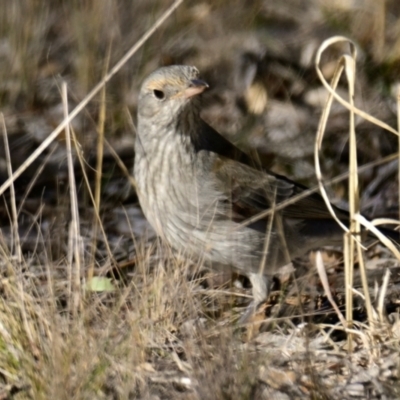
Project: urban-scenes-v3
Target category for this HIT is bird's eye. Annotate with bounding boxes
[153,89,165,100]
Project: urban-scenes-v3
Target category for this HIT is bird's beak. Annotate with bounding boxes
[182,79,209,99]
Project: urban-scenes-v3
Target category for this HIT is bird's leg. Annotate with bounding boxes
[239,273,269,323]
[249,272,269,304]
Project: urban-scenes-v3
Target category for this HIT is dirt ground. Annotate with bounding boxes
[1,0,400,398]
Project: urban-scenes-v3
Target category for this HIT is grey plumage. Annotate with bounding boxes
[134,65,348,304]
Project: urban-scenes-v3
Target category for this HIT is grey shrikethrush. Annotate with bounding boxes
[133,65,392,308]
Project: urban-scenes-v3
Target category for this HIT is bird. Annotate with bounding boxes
[134,65,395,311]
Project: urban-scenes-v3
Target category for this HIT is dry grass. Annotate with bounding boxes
[1,0,400,398]
[0,237,271,398]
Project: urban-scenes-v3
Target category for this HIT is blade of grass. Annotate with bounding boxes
[1,114,21,263]
[89,44,111,281]
[62,82,82,314]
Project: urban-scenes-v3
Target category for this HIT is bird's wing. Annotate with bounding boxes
[197,119,349,221]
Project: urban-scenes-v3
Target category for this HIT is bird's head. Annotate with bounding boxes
[138,65,208,123]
